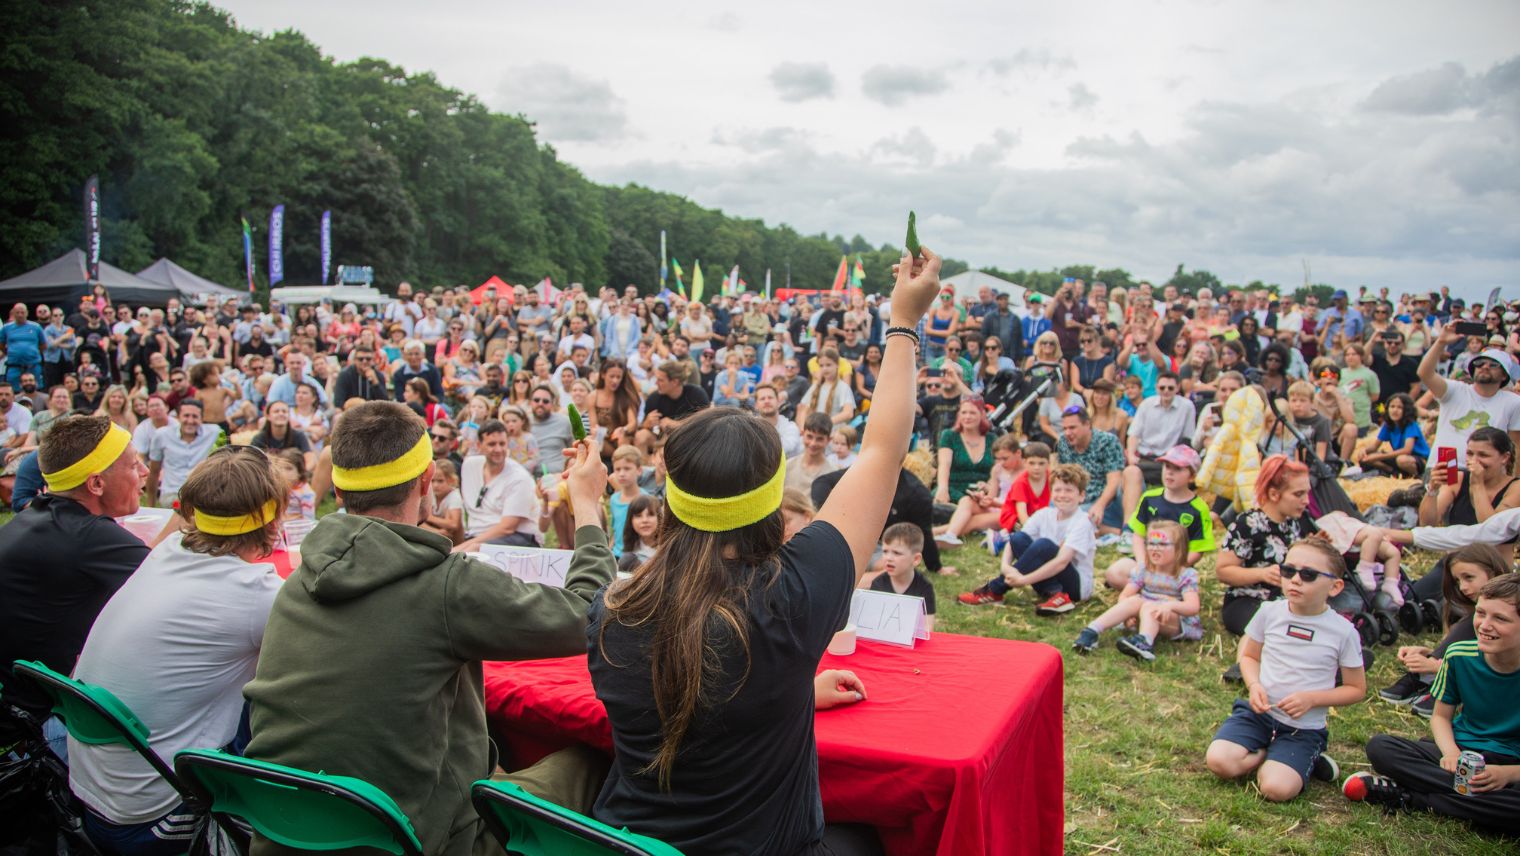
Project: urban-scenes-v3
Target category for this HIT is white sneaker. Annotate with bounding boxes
[937,532,963,546]
[1341,465,1363,477]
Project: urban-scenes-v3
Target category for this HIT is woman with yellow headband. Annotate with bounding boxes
[588,246,944,854]
[57,445,284,847]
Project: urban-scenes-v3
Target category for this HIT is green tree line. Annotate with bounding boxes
[2,0,1301,302]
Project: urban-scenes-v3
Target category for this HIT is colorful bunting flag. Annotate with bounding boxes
[692,260,705,304]
[830,256,849,292]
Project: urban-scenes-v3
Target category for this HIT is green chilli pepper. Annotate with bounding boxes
[567,403,587,441]
[905,210,921,259]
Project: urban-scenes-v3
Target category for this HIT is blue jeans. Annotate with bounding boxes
[986,532,1084,598]
[44,715,67,762]
[6,363,39,387]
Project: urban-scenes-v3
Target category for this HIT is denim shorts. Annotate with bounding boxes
[1212,699,1328,787]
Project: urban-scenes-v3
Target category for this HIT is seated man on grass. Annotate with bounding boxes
[243,401,614,855]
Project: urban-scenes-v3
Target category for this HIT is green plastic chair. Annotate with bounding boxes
[173,748,424,855]
[11,659,247,853]
[471,779,683,856]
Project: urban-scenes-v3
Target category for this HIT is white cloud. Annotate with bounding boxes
[491,64,628,143]
[860,65,951,106]
[1066,82,1099,112]
[769,62,834,102]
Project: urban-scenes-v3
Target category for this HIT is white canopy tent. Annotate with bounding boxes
[940,270,1026,311]
[268,284,391,306]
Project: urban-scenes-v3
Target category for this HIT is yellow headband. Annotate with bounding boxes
[665,454,786,533]
[193,499,279,536]
[42,423,133,491]
[331,434,432,492]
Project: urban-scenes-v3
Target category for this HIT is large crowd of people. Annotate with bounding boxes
[2,267,1518,851]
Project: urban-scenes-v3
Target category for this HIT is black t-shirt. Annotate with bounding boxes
[1371,353,1419,405]
[250,427,313,454]
[814,308,845,342]
[869,569,937,614]
[589,522,853,856]
[646,384,710,424]
[241,337,275,359]
[811,468,941,573]
[917,393,962,450]
[0,495,149,727]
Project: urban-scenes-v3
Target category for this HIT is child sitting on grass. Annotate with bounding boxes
[937,433,1023,547]
[1205,538,1366,801]
[865,522,937,632]
[958,463,1094,615]
[1380,544,1512,717]
[1102,444,1213,590]
[1072,520,1201,662]
[998,440,1050,534]
[1349,574,1520,832]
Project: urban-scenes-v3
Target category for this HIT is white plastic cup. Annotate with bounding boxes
[827,623,857,656]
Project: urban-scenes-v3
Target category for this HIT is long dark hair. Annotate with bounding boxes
[598,407,786,789]
[1441,544,1512,630]
[1383,392,1416,430]
[1469,426,1515,476]
[597,358,642,428]
[621,494,661,555]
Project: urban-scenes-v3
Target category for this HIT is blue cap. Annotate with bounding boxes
[1332,289,1348,301]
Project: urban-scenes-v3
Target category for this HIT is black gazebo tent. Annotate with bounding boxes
[0,249,181,308]
[136,258,244,303]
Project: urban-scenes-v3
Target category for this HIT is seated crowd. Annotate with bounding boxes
[1,271,1518,850]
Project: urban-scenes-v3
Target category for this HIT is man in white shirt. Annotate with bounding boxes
[69,451,282,846]
[1419,328,1520,472]
[0,382,32,437]
[556,315,596,363]
[131,395,176,461]
[458,419,540,550]
[754,383,803,460]
[146,400,221,507]
[384,282,424,337]
[1121,371,1197,520]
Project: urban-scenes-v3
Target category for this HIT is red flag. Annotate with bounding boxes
[830,256,848,292]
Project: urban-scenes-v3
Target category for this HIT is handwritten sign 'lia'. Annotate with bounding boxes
[849,589,931,648]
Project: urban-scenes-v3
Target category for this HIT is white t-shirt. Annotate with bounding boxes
[460,455,540,540]
[131,418,175,455]
[148,424,221,496]
[1022,506,1097,599]
[1244,599,1362,730]
[1431,381,1520,468]
[3,402,32,435]
[68,532,280,823]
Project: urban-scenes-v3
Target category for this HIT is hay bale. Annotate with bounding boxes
[1342,476,1413,512]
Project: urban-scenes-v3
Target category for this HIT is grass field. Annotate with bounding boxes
[929,539,1511,856]
[4,503,1509,854]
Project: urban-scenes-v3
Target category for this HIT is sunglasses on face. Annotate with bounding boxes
[1279,564,1337,583]
[531,397,552,404]
[1157,385,1177,392]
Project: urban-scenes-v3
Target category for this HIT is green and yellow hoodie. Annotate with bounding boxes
[243,514,613,855]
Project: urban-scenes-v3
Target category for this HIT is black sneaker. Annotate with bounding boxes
[1343,772,1412,814]
[1379,673,1426,706]
[1117,634,1156,663]
[1222,662,1243,684]
[1072,628,1100,654]
[1410,693,1435,719]
[1311,752,1340,783]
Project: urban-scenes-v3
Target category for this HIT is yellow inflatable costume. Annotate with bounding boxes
[1197,387,1266,511]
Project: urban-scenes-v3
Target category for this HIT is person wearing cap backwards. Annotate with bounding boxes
[242,400,614,855]
[1418,320,1520,483]
[68,447,284,852]
[0,415,150,759]
[586,248,941,855]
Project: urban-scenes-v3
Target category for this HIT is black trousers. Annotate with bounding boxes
[1365,735,1520,834]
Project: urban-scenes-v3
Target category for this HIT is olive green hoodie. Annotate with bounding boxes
[243,514,612,855]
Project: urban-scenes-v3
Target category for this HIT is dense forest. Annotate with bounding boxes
[2,0,1290,300]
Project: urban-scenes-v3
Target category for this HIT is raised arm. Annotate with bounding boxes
[817,248,939,576]
[1419,324,1458,399]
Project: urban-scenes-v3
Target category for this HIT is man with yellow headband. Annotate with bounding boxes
[0,415,150,758]
[243,401,614,856]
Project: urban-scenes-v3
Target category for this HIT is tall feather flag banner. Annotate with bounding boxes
[852,255,866,288]
[83,175,101,281]
[764,268,772,300]
[830,256,849,292]
[320,210,332,285]
[691,260,705,304]
[268,205,285,286]
[240,216,255,292]
[726,265,740,297]
[670,257,686,297]
[660,230,668,290]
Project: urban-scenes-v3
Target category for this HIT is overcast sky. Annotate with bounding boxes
[217,0,1520,298]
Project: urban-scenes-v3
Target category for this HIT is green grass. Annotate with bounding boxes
[2,507,1506,853]
[930,540,1509,856]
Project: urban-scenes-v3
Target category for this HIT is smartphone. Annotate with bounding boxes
[1453,320,1487,337]
[1438,446,1458,486]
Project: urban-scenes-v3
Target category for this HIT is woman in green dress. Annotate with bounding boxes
[936,396,993,505]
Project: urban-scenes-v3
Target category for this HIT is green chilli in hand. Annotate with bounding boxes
[905,210,921,258]
[567,403,587,441]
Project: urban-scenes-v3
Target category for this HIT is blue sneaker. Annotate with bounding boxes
[1072,628,1100,653]
[1117,634,1156,663]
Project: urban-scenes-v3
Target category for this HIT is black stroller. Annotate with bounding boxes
[1263,396,1442,646]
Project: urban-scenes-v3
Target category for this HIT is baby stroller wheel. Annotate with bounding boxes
[1420,599,1443,629]
[1397,601,1424,635]
[1375,611,1399,647]
[1352,612,1378,648]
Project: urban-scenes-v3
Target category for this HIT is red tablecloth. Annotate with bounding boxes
[483,633,1064,856]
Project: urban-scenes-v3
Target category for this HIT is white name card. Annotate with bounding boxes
[475,546,576,588]
[848,589,931,648]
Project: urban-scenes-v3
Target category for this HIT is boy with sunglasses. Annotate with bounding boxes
[1205,539,1367,801]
